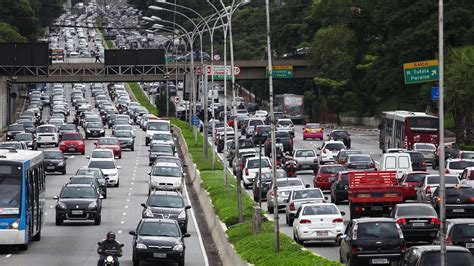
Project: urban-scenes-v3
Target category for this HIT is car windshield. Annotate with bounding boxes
[8,125,24,131]
[88,161,115,169]
[320,166,345,174]
[149,195,184,208]
[60,187,96,198]
[397,205,436,216]
[428,176,459,184]
[295,150,315,157]
[247,159,270,168]
[60,124,76,130]
[278,120,293,126]
[451,223,474,239]
[249,120,263,126]
[150,145,173,153]
[449,161,474,170]
[92,150,113,158]
[114,131,132,138]
[61,134,82,140]
[152,166,181,177]
[69,178,95,185]
[0,143,22,149]
[357,222,399,239]
[277,179,303,187]
[76,169,101,179]
[148,122,170,131]
[332,131,349,137]
[275,132,290,138]
[349,155,372,162]
[419,251,473,266]
[446,187,474,197]
[98,138,119,145]
[306,124,321,129]
[404,173,427,182]
[325,143,345,150]
[14,134,32,141]
[409,152,424,162]
[87,122,103,128]
[302,205,338,215]
[139,222,180,237]
[152,134,172,141]
[460,152,474,159]
[37,126,57,133]
[155,158,181,167]
[44,151,63,159]
[293,189,323,200]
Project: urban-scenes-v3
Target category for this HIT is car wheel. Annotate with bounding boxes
[178,258,185,266]
[268,205,274,214]
[62,169,66,175]
[18,244,28,251]
[303,137,306,140]
[85,135,88,140]
[132,254,140,266]
[94,215,101,225]
[55,216,63,226]
[131,145,135,151]
[288,217,294,226]
[294,232,303,245]
[115,180,120,187]
[103,193,107,199]
[32,230,41,241]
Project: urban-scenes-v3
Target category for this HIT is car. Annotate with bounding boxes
[112,124,135,136]
[292,149,318,172]
[87,160,121,187]
[129,218,189,266]
[14,133,36,150]
[314,164,345,190]
[242,156,272,189]
[460,167,474,188]
[252,172,274,201]
[293,203,344,245]
[330,171,349,204]
[95,137,122,159]
[405,150,427,171]
[36,124,59,147]
[43,150,67,174]
[303,123,324,140]
[389,203,439,243]
[458,150,474,160]
[145,120,171,146]
[68,175,104,197]
[232,150,257,176]
[84,121,105,139]
[445,218,474,254]
[417,174,460,203]
[285,188,325,226]
[59,123,80,135]
[6,124,26,141]
[445,159,474,176]
[276,119,295,137]
[150,132,175,150]
[0,141,28,150]
[399,245,473,266]
[140,191,191,233]
[318,141,346,165]
[335,150,362,164]
[399,171,429,201]
[413,143,436,164]
[338,218,405,266]
[75,168,108,198]
[149,143,175,166]
[328,130,351,149]
[227,140,256,163]
[433,145,460,169]
[244,119,264,138]
[148,162,184,193]
[267,178,307,214]
[264,131,293,155]
[54,183,102,225]
[379,152,413,180]
[114,130,135,151]
[88,149,115,161]
[252,125,271,144]
[431,185,474,218]
[59,132,85,154]
[17,120,35,133]
[343,154,376,171]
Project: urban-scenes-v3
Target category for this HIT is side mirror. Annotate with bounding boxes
[305,184,310,188]
[53,195,59,200]
[141,203,147,208]
[185,205,191,210]
[97,241,102,245]
[120,243,124,247]
[117,166,122,169]
[93,142,97,145]
[183,233,191,238]
[64,157,68,160]
[86,155,90,159]
[317,147,321,150]
[340,211,346,216]
[128,231,136,236]
[147,171,151,175]
[337,234,347,245]
[148,149,151,152]
[324,196,329,201]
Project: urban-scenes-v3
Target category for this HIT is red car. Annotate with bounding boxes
[95,137,122,159]
[314,164,345,190]
[399,171,429,201]
[59,132,85,154]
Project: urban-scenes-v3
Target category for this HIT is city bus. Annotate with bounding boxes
[0,149,45,250]
[379,111,439,152]
[275,94,304,124]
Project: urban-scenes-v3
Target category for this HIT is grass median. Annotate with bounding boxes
[128,82,158,116]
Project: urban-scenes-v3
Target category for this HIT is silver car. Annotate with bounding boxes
[285,188,325,226]
[413,143,436,164]
[266,178,307,214]
[417,174,460,203]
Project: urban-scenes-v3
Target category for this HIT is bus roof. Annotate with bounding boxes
[0,149,44,164]
[382,111,438,120]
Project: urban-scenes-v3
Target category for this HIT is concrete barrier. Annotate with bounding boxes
[173,125,248,266]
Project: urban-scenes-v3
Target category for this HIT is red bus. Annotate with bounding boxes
[379,111,439,152]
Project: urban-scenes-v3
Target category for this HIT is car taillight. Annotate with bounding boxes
[446,235,453,245]
[396,218,407,225]
[332,218,343,223]
[348,163,353,168]
[265,139,270,145]
[426,186,431,194]
[339,159,345,164]
[240,162,243,169]
[269,165,272,170]
[445,168,450,174]
[322,149,327,154]
[469,197,474,202]
[421,161,426,167]
[351,247,358,254]
[289,138,293,146]
[289,202,295,211]
[299,219,311,224]
[431,218,440,225]
[245,168,249,176]
[313,159,318,163]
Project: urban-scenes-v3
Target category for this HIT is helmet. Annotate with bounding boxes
[106,231,116,241]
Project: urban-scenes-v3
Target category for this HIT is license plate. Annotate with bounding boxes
[412,223,425,227]
[301,165,310,169]
[71,210,83,215]
[153,253,166,258]
[466,243,474,248]
[371,258,389,264]
[68,148,75,151]
[453,209,465,213]
[47,166,55,170]
[372,206,383,211]
[316,231,328,236]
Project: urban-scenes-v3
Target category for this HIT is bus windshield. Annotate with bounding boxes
[0,170,21,214]
[408,117,438,131]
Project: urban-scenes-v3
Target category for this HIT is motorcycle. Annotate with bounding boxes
[97,242,124,266]
[284,155,298,177]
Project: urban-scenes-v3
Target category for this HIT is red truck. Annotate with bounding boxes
[348,171,403,220]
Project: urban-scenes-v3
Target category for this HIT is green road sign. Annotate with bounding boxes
[267,66,294,78]
[403,60,439,84]
[165,57,173,63]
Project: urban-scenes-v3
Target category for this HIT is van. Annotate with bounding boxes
[379,152,412,179]
[145,120,171,146]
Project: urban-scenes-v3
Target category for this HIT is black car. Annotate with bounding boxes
[399,245,473,266]
[217,133,235,153]
[227,139,255,162]
[389,203,439,243]
[335,150,362,164]
[253,125,271,144]
[141,191,191,233]
[129,218,190,266]
[43,150,67,175]
[264,131,293,156]
[69,175,107,199]
[17,120,35,133]
[6,124,26,141]
[343,154,376,171]
[445,218,474,254]
[14,133,36,150]
[54,183,102,225]
[339,218,405,266]
[330,171,349,204]
[59,123,79,136]
[431,185,474,218]
[433,146,460,169]
[328,130,351,149]
[75,168,108,199]
[149,143,175,166]
[114,130,135,151]
[84,122,105,139]
[405,151,427,171]
[252,172,273,201]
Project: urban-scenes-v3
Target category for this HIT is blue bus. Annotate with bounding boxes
[0,149,45,250]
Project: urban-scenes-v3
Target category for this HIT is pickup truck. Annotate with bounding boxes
[348,171,403,220]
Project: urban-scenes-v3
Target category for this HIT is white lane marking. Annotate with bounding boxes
[5,254,11,258]
[118,230,122,234]
[50,205,54,209]
[131,182,134,185]
[126,199,130,202]
[121,221,125,225]
[128,193,131,196]
[122,212,126,216]
[183,184,209,266]
[129,188,133,191]
[125,205,128,209]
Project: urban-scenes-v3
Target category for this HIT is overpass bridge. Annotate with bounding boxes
[3,59,317,83]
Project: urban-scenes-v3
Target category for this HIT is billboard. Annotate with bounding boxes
[0,43,49,66]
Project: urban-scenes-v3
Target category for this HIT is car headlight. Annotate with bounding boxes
[38,136,42,140]
[174,181,182,186]
[143,208,154,218]
[178,210,186,219]
[57,202,67,209]
[52,136,55,140]
[86,129,91,133]
[88,202,97,209]
[9,219,20,229]
[173,244,183,251]
[136,243,147,249]
[109,172,117,177]
[57,161,64,166]
[100,129,104,133]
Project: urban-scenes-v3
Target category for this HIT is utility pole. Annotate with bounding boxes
[265,0,279,252]
[438,0,446,265]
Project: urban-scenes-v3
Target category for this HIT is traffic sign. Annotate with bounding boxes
[205,65,240,80]
[403,60,439,84]
[267,65,293,78]
[173,96,181,103]
[196,66,203,75]
[192,115,200,126]
[431,87,439,101]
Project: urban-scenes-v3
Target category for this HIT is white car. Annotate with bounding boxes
[276,119,295,137]
[148,162,184,193]
[87,160,121,187]
[36,124,59,147]
[150,132,175,150]
[87,149,115,161]
[318,141,346,165]
[293,203,345,245]
[254,110,268,120]
[145,120,171,146]
[242,156,272,189]
[445,159,474,177]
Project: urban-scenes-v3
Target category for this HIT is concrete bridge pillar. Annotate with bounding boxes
[0,77,9,132]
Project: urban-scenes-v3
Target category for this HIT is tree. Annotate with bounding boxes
[0,22,27,42]
[0,0,40,41]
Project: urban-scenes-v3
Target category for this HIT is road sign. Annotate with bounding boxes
[431,86,439,101]
[205,65,240,80]
[174,96,181,103]
[403,60,439,84]
[192,115,200,126]
[196,66,203,75]
[267,65,294,78]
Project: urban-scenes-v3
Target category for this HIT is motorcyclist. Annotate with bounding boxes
[97,231,123,266]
